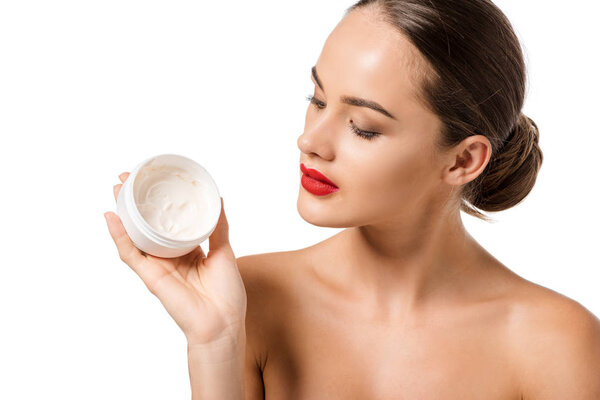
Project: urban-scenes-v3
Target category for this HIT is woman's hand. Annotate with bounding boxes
[104,172,247,346]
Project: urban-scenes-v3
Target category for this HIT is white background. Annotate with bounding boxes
[1,0,598,398]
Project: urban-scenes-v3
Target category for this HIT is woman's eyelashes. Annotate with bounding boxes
[305,94,381,141]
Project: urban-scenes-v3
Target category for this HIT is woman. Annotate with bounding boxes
[105,0,600,398]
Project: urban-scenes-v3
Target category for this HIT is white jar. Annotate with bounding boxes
[116,153,221,258]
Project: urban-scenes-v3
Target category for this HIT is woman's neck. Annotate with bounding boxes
[328,206,488,320]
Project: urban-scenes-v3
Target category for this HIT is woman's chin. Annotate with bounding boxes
[296,190,349,228]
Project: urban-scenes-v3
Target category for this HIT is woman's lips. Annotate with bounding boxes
[300,163,338,187]
[300,163,339,196]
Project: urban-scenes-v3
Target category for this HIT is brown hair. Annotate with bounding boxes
[345,0,543,221]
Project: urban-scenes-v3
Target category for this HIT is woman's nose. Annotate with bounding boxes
[297,120,335,161]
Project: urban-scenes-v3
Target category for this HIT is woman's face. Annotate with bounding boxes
[297,8,449,228]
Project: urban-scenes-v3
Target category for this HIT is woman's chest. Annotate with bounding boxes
[259,303,520,399]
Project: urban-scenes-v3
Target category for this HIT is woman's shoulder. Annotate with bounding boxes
[506,276,599,335]
[235,235,331,286]
[236,247,310,285]
[504,277,600,397]
[235,247,315,311]
[235,249,314,368]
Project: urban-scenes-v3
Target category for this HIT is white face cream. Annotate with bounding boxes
[117,153,221,258]
[133,161,212,241]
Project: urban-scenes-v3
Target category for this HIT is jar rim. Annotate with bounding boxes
[127,153,220,248]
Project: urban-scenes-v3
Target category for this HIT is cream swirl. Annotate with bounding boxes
[133,163,210,241]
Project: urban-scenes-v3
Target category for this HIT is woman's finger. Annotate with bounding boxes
[104,211,147,268]
[113,184,122,202]
[104,211,184,297]
[208,197,234,258]
[113,172,130,201]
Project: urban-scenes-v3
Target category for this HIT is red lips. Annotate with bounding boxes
[300,163,338,187]
[300,163,339,196]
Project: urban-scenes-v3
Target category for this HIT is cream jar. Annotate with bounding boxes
[116,153,221,258]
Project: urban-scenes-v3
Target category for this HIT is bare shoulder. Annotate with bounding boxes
[506,279,600,399]
[236,249,307,296]
[236,249,303,315]
[234,250,308,398]
[235,251,308,346]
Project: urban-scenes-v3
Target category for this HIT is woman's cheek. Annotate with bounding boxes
[345,145,403,196]
[373,149,425,204]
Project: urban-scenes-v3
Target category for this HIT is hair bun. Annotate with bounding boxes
[465,112,543,215]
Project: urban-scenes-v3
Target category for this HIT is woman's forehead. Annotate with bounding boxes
[316,10,431,120]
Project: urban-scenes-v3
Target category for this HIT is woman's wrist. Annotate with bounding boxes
[187,327,246,400]
[187,329,246,364]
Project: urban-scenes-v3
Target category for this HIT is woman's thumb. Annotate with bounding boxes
[208,197,233,256]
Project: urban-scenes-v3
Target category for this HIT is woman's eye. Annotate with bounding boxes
[349,120,380,141]
[305,94,381,141]
[305,94,325,109]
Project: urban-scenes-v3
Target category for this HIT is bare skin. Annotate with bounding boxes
[238,6,600,399]
[238,245,600,400]
[105,5,600,400]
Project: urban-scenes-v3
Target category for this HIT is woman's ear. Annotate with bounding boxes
[442,135,492,186]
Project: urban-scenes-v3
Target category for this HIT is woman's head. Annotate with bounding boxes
[296,0,542,228]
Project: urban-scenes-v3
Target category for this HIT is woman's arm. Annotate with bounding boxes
[187,328,247,400]
[187,255,268,400]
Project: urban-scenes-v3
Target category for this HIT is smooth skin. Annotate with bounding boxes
[105,6,600,400]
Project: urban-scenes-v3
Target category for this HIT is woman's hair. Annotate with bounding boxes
[345,0,543,221]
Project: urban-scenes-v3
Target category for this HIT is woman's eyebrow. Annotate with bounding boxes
[311,65,397,121]
[311,65,325,92]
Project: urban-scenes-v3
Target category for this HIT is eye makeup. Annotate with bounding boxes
[305,94,381,141]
